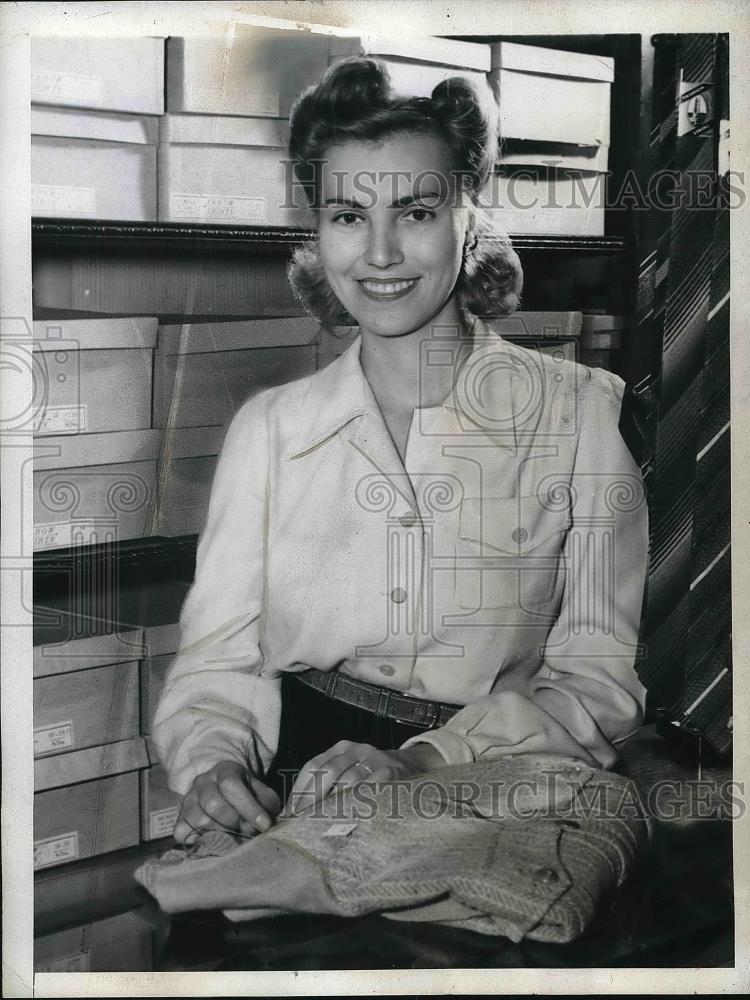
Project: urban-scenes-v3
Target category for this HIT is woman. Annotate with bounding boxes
[153,57,649,844]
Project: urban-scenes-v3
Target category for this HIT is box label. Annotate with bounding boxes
[32,184,97,216]
[149,806,179,839]
[32,69,102,106]
[36,949,91,973]
[33,521,120,551]
[170,194,267,223]
[33,521,75,551]
[33,403,87,435]
[34,831,79,870]
[34,721,74,757]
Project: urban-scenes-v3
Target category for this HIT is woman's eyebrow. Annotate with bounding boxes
[389,190,444,208]
[322,197,368,209]
[322,191,445,209]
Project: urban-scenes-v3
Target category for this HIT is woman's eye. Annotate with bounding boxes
[333,212,365,226]
[404,207,434,222]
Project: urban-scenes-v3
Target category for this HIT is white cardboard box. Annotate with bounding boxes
[34,662,140,757]
[483,316,579,365]
[32,107,157,220]
[490,42,613,146]
[33,317,157,436]
[331,35,492,99]
[483,311,583,339]
[158,316,319,354]
[153,320,318,428]
[480,168,607,236]
[152,426,225,537]
[32,36,165,114]
[34,627,145,677]
[581,313,624,349]
[33,428,160,551]
[166,28,333,118]
[34,739,148,869]
[498,141,609,173]
[34,629,143,757]
[158,114,311,226]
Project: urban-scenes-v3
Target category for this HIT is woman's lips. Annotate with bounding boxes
[357,278,419,301]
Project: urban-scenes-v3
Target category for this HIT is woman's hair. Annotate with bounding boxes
[287,57,523,326]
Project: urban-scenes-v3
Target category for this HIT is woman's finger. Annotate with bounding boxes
[289,740,357,796]
[217,771,274,832]
[287,750,345,811]
[197,789,243,829]
[288,752,358,813]
[332,759,378,791]
[285,754,331,811]
[173,802,228,844]
[248,775,282,817]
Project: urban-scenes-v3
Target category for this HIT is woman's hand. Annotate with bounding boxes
[284,740,445,816]
[173,760,281,845]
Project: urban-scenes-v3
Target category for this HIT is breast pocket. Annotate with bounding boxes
[456,496,571,613]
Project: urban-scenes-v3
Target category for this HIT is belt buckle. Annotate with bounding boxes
[403,699,437,729]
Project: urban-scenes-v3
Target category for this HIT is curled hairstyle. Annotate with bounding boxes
[287,57,523,326]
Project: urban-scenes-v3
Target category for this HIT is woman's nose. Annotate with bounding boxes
[365,221,404,269]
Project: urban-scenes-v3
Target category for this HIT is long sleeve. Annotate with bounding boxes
[152,394,282,796]
[402,366,649,770]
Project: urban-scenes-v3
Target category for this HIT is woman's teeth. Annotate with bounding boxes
[359,279,417,296]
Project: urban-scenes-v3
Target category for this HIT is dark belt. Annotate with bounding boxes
[291,668,461,730]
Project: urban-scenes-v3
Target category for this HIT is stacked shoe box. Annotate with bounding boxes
[579,313,624,370]
[483,311,582,365]
[31,37,164,220]
[33,627,149,871]
[32,317,160,551]
[485,42,613,236]
[152,317,320,538]
[160,26,334,227]
[329,34,492,99]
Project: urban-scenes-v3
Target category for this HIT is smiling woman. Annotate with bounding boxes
[151,57,649,871]
[318,133,468,344]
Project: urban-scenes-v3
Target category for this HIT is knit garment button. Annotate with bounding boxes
[390,587,408,603]
[562,765,583,780]
[512,527,528,544]
[379,663,395,677]
[533,867,560,885]
[399,511,418,527]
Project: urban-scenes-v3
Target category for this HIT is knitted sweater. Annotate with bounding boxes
[135,754,652,943]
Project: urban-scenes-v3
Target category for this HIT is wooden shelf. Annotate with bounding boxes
[32,219,626,254]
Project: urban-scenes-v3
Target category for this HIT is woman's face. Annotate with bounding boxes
[317,132,470,339]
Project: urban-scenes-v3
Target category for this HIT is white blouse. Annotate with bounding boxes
[153,319,649,795]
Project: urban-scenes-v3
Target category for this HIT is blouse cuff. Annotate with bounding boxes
[164,741,251,797]
[399,728,476,767]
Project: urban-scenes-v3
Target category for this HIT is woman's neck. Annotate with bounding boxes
[359,300,474,414]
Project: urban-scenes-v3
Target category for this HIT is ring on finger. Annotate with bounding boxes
[353,760,374,777]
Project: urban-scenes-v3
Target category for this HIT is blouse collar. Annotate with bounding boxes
[285,316,521,459]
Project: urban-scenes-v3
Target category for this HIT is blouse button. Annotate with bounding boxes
[533,867,560,886]
[399,511,418,527]
[390,587,408,604]
[512,527,529,544]
[379,664,395,677]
